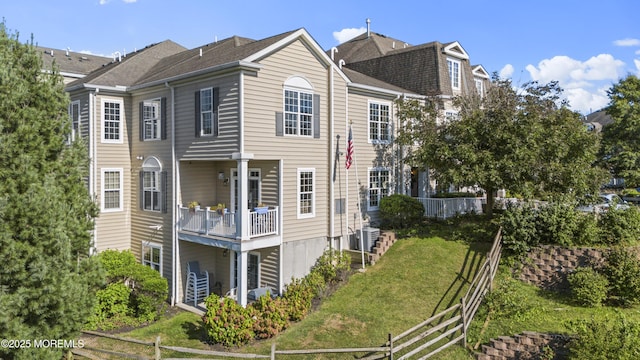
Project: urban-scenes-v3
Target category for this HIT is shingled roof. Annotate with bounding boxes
[66,40,187,89]
[134,30,298,86]
[37,46,110,76]
[329,32,411,64]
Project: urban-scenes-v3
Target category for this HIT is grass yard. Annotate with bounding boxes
[101,220,494,359]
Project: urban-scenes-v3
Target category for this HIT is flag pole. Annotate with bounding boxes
[346,121,365,269]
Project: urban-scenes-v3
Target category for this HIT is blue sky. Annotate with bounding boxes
[3,0,639,114]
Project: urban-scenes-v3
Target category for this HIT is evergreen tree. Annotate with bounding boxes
[0,23,103,359]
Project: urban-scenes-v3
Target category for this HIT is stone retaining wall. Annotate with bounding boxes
[477,332,571,360]
[517,245,607,292]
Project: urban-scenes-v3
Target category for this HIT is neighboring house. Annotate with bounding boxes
[331,27,491,197]
[583,109,624,188]
[37,46,111,84]
[58,28,420,308]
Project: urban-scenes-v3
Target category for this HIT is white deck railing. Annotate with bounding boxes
[178,206,279,239]
[418,197,484,219]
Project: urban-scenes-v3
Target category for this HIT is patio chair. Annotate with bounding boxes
[225,287,237,301]
[185,261,209,306]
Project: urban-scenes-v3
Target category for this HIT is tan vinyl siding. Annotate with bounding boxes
[244,39,331,244]
[94,94,132,251]
[174,74,240,160]
[331,71,349,237]
[130,88,174,282]
[344,90,398,228]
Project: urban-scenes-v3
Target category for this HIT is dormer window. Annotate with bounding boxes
[447,58,461,90]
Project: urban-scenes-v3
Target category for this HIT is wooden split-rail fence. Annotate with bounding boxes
[74,228,502,360]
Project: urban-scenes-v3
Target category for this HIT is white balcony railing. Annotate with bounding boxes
[178,206,279,239]
[418,197,484,219]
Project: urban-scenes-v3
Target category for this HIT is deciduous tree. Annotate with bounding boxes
[0,23,102,359]
[396,76,606,217]
[600,74,640,186]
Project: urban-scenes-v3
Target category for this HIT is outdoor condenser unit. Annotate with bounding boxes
[356,227,380,252]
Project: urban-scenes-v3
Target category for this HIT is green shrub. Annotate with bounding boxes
[379,194,425,229]
[499,203,539,257]
[89,250,168,329]
[282,277,314,321]
[566,313,640,359]
[601,248,640,307]
[249,294,289,339]
[484,276,533,320]
[86,282,132,330]
[598,206,640,245]
[567,267,609,307]
[312,250,351,284]
[202,295,255,347]
[573,213,599,246]
[535,202,580,246]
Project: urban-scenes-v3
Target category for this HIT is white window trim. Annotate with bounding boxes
[142,241,162,273]
[68,100,80,144]
[475,79,484,98]
[200,87,214,137]
[283,87,314,137]
[101,168,124,212]
[101,98,124,144]
[297,168,315,219]
[143,98,162,141]
[368,100,392,144]
[367,167,391,211]
[447,58,461,91]
[231,168,262,211]
[232,251,261,289]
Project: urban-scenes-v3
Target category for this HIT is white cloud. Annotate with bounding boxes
[99,0,110,4]
[525,54,625,114]
[635,59,640,74]
[614,38,640,47]
[333,27,366,44]
[499,64,514,79]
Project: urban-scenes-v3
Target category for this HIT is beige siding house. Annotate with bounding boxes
[60,29,421,308]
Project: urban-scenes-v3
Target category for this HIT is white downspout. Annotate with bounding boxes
[278,159,284,294]
[344,86,349,251]
[89,90,96,254]
[329,65,336,249]
[168,83,178,306]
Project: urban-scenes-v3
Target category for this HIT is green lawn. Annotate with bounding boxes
[109,226,492,359]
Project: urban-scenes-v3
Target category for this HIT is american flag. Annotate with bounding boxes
[346,126,353,170]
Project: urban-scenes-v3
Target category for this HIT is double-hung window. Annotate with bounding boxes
[102,99,123,143]
[475,79,484,97]
[68,101,80,143]
[368,101,390,143]
[284,89,313,136]
[447,58,461,90]
[297,168,315,218]
[141,157,165,212]
[368,168,390,210]
[200,88,214,136]
[142,99,161,140]
[102,169,123,212]
[142,242,161,272]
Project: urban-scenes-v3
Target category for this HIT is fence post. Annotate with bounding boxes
[388,333,394,360]
[155,336,161,360]
[271,342,276,360]
[460,297,467,345]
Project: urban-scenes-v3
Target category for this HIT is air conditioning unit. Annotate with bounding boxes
[356,227,380,252]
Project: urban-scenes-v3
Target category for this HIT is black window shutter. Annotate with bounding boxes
[313,94,320,139]
[195,91,201,137]
[275,111,283,136]
[213,87,220,137]
[139,102,144,141]
[139,170,144,210]
[161,170,168,213]
[160,97,167,140]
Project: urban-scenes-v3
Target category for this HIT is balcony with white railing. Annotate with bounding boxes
[178,206,279,240]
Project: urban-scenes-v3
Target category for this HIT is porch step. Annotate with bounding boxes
[368,231,397,265]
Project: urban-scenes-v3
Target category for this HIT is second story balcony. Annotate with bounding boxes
[178,205,279,240]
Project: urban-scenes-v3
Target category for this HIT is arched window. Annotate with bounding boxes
[141,157,166,212]
[276,76,320,138]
